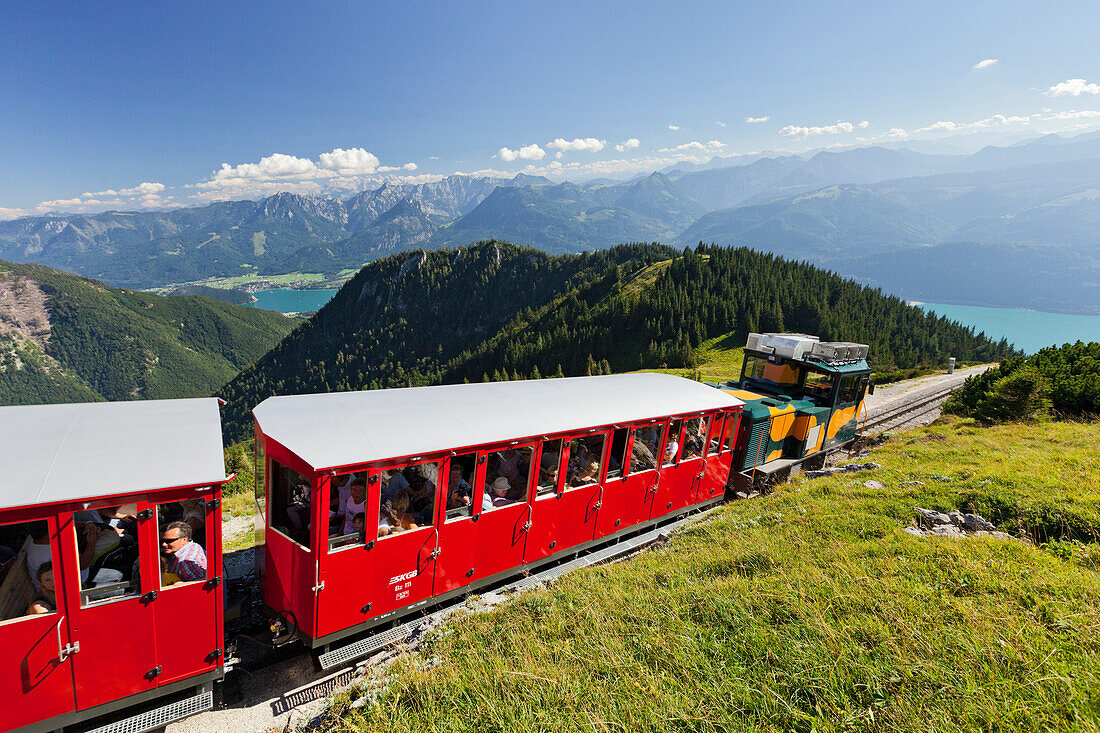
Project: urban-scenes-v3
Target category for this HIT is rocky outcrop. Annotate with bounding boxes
[906,507,1018,541]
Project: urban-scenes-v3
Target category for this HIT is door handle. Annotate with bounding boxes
[428,527,441,561]
[55,617,79,661]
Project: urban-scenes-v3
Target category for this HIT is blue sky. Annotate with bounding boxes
[2,1,1098,217]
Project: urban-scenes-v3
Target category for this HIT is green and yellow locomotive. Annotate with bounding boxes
[714,333,873,488]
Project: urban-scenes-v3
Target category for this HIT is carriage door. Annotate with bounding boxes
[0,516,77,732]
[598,421,663,536]
[63,502,159,710]
[472,443,536,581]
[700,412,736,502]
[366,461,441,618]
[152,495,222,686]
[434,452,481,595]
[671,415,709,511]
[317,472,378,639]
[653,417,687,518]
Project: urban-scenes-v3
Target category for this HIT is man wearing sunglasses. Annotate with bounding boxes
[161,522,206,582]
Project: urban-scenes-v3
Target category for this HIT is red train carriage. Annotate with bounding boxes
[252,374,744,650]
[0,399,229,733]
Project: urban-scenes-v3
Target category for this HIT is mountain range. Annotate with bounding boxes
[2,132,1099,312]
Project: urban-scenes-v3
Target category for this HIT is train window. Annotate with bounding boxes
[157,502,209,587]
[707,414,724,455]
[566,434,606,489]
[379,461,440,538]
[0,519,55,622]
[483,446,535,510]
[722,414,737,452]
[537,439,564,495]
[606,428,629,480]
[683,416,707,460]
[663,419,684,466]
[839,375,860,404]
[445,453,478,521]
[329,473,366,551]
[72,506,142,607]
[803,371,835,404]
[270,461,313,550]
[630,423,661,473]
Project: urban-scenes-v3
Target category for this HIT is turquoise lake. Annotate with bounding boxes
[247,288,338,313]
[914,302,1100,354]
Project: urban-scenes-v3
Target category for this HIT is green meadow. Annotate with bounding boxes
[322,418,1100,732]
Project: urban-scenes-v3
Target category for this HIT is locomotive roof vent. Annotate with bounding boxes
[745,332,869,365]
[808,340,870,364]
[746,332,819,360]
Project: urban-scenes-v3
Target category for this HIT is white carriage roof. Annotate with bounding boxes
[253,373,744,471]
[0,398,228,511]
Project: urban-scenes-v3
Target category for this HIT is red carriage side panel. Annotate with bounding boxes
[0,514,76,733]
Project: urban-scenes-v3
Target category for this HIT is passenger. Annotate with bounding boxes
[180,500,206,543]
[498,449,521,483]
[484,454,502,485]
[447,465,473,509]
[71,522,125,588]
[330,474,356,534]
[486,477,513,508]
[381,493,419,533]
[507,471,529,501]
[342,479,368,536]
[664,433,680,462]
[399,474,435,525]
[353,512,366,543]
[161,521,207,582]
[539,454,560,493]
[631,440,656,472]
[26,527,52,590]
[381,470,409,503]
[571,460,600,487]
[27,562,57,614]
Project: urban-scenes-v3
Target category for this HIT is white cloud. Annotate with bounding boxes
[1044,108,1100,120]
[657,140,726,154]
[915,113,1032,134]
[546,137,606,153]
[0,207,31,220]
[556,151,563,159]
[1046,78,1100,97]
[317,147,381,175]
[496,143,546,162]
[667,125,680,131]
[403,162,418,171]
[778,120,869,139]
[877,128,910,140]
[745,115,770,123]
[973,58,999,70]
[715,121,726,127]
[429,155,441,160]
[614,138,640,152]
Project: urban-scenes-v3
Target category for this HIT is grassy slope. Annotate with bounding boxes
[325,418,1100,732]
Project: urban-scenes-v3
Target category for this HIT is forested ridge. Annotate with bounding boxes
[217,241,1013,440]
[0,260,296,405]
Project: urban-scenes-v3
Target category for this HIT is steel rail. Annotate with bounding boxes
[861,386,956,433]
